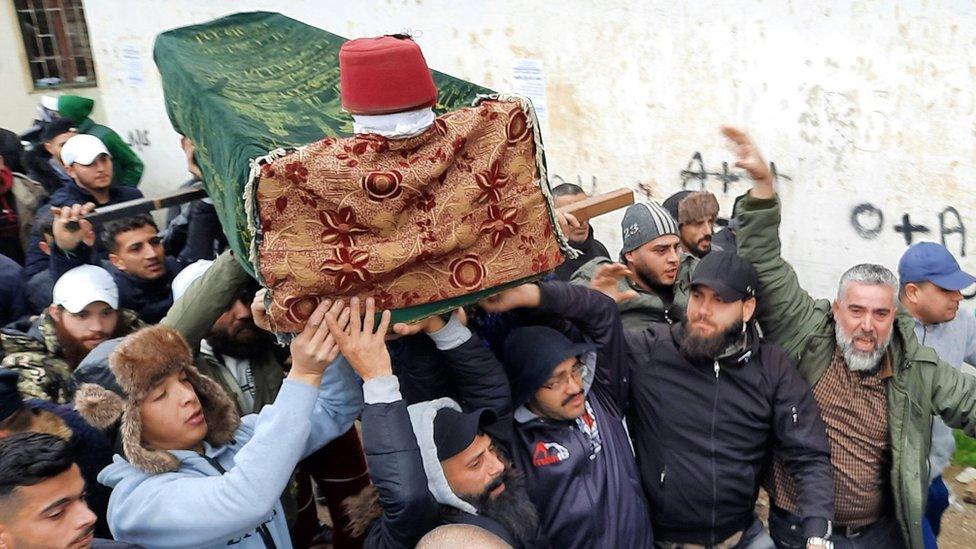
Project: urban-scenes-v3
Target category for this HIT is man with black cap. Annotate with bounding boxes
[487,251,834,548]
[0,368,114,539]
[325,297,542,548]
[475,264,652,548]
[897,242,976,548]
[572,201,696,328]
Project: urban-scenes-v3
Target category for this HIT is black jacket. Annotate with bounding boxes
[362,328,537,548]
[24,181,142,277]
[625,322,833,544]
[49,244,184,324]
[552,227,610,281]
[508,282,653,548]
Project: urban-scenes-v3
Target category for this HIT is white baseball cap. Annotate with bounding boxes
[60,134,111,166]
[53,265,119,313]
[171,259,214,302]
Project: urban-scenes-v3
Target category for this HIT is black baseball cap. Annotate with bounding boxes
[433,407,497,461]
[690,250,758,301]
[40,118,77,142]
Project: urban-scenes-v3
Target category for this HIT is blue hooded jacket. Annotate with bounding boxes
[98,358,363,548]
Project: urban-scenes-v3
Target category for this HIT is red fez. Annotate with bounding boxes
[339,35,439,115]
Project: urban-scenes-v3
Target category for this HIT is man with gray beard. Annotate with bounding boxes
[730,124,976,549]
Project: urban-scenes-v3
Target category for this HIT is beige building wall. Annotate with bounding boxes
[78,1,976,302]
[0,1,105,134]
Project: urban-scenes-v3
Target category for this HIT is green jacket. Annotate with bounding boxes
[1,309,143,404]
[160,251,283,415]
[570,254,696,329]
[57,95,144,188]
[736,193,976,549]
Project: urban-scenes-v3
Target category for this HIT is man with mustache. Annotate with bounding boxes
[49,207,184,324]
[0,432,140,548]
[575,250,834,549]
[663,190,721,258]
[572,201,696,328]
[477,269,653,548]
[730,125,976,549]
[897,242,976,549]
[1,264,142,403]
[330,298,543,548]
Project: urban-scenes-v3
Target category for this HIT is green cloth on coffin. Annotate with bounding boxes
[154,12,569,327]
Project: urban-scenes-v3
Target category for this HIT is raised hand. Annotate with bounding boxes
[590,263,639,303]
[721,126,773,199]
[289,299,349,386]
[250,289,272,332]
[478,283,541,313]
[51,202,97,252]
[327,297,392,382]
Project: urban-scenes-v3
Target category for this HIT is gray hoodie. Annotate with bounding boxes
[913,309,976,482]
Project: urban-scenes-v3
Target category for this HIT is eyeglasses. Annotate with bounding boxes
[540,361,588,391]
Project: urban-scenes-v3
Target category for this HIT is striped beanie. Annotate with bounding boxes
[620,201,680,254]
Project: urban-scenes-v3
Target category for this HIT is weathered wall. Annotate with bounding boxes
[0,2,105,134]
[81,0,976,300]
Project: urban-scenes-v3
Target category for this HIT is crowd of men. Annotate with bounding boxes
[1,92,976,549]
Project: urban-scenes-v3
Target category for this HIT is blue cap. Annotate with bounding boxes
[898,242,976,291]
[502,326,597,407]
[0,368,24,422]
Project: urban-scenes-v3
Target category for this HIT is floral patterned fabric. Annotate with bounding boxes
[252,97,565,332]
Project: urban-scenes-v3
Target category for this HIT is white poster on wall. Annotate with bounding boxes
[512,58,548,123]
[120,44,144,88]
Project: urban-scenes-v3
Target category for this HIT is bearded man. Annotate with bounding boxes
[730,124,976,549]
[589,250,834,549]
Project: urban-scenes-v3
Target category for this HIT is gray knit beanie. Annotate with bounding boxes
[620,202,679,254]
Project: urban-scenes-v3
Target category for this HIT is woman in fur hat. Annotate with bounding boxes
[75,299,364,549]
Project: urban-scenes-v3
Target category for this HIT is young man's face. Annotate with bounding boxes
[553,194,590,244]
[442,434,507,502]
[44,131,77,167]
[50,301,118,354]
[65,155,112,193]
[903,281,964,325]
[679,217,715,258]
[139,370,208,453]
[0,464,97,549]
[624,234,681,288]
[529,356,586,421]
[109,226,166,281]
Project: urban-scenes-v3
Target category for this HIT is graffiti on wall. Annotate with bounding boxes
[126,129,152,151]
[849,203,967,257]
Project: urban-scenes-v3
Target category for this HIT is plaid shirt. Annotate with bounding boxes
[770,347,892,527]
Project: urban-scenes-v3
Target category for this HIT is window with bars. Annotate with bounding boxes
[13,0,97,89]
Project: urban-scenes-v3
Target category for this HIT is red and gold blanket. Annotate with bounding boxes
[248,96,567,332]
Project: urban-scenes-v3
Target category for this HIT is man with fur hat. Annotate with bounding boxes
[1,264,142,403]
[572,201,696,328]
[477,267,653,548]
[326,297,542,548]
[0,368,115,539]
[663,189,721,258]
[493,250,835,548]
[74,300,364,548]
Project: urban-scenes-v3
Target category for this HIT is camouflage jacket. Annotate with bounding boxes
[0,309,143,404]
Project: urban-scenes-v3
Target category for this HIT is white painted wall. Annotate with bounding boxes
[0,2,105,134]
[81,0,976,301]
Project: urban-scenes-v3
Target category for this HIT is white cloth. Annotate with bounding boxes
[352,107,435,138]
